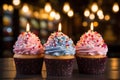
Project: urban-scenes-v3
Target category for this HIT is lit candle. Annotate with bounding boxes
[58,23,62,32]
[90,22,94,31]
[26,23,30,32]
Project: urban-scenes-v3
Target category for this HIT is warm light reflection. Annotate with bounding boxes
[105,14,110,21]
[41,62,47,79]
[93,21,99,27]
[108,71,119,80]
[3,4,14,12]
[44,2,52,13]
[33,11,39,18]
[89,13,95,20]
[98,14,104,20]
[3,4,8,11]
[2,59,16,79]
[58,23,62,32]
[84,9,90,17]
[91,3,98,13]
[22,4,29,13]
[63,2,70,13]
[39,9,49,19]
[112,2,119,13]
[97,9,103,17]
[108,58,119,79]
[110,58,119,70]
[82,21,88,27]
[12,0,21,6]
[8,5,14,12]
[26,23,30,32]
[55,12,61,20]
[67,9,74,17]
[50,10,56,18]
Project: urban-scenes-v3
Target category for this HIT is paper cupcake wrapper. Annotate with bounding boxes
[76,56,107,74]
[14,58,43,74]
[45,58,75,77]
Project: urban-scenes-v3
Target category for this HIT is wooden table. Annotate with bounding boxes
[0,58,120,80]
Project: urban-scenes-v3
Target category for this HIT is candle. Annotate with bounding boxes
[58,23,62,32]
[26,23,30,32]
[90,22,94,31]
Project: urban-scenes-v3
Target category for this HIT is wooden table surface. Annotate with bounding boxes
[0,58,120,80]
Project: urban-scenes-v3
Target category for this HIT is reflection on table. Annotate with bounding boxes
[0,58,120,80]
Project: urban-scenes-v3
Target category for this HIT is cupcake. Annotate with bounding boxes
[76,30,108,74]
[44,32,75,76]
[13,32,44,74]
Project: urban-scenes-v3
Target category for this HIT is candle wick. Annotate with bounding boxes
[90,28,93,32]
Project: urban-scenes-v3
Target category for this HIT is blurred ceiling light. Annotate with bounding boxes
[63,2,70,13]
[39,9,49,19]
[67,9,74,17]
[93,21,99,27]
[91,3,98,13]
[98,14,104,20]
[33,11,39,18]
[55,12,61,20]
[8,5,14,12]
[12,0,21,6]
[89,13,95,20]
[105,14,110,21]
[22,4,29,13]
[112,2,119,13]
[82,21,88,27]
[7,27,12,33]
[84,9,90,17]
[44,2,52,13]
[50,10,56,18]
[97,9,103,17]
[3,4,8,11]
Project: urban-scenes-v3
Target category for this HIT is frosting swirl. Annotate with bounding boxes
[76,30,108,56]
[13,32,44,55]
[44,32,75,56]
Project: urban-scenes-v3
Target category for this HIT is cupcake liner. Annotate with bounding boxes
[14,58,43,74]
[45,58,75,77]
[76,56,107,74]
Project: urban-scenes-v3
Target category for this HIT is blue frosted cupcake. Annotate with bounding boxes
[44,32,75,77]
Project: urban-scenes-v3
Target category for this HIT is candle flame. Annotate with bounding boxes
[58,23,62,32]
[26,23,30,32]
[90,22,94,31]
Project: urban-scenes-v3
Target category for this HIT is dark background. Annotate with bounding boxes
[0,0,120,58]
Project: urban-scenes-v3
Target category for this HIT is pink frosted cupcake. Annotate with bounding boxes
[44,32,75,77]
[13,32,44,74]
[76,30,108,74]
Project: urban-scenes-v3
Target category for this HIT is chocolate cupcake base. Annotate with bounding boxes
[14,58,43,74]
[76,56,107,74]
[45,58,75,77]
